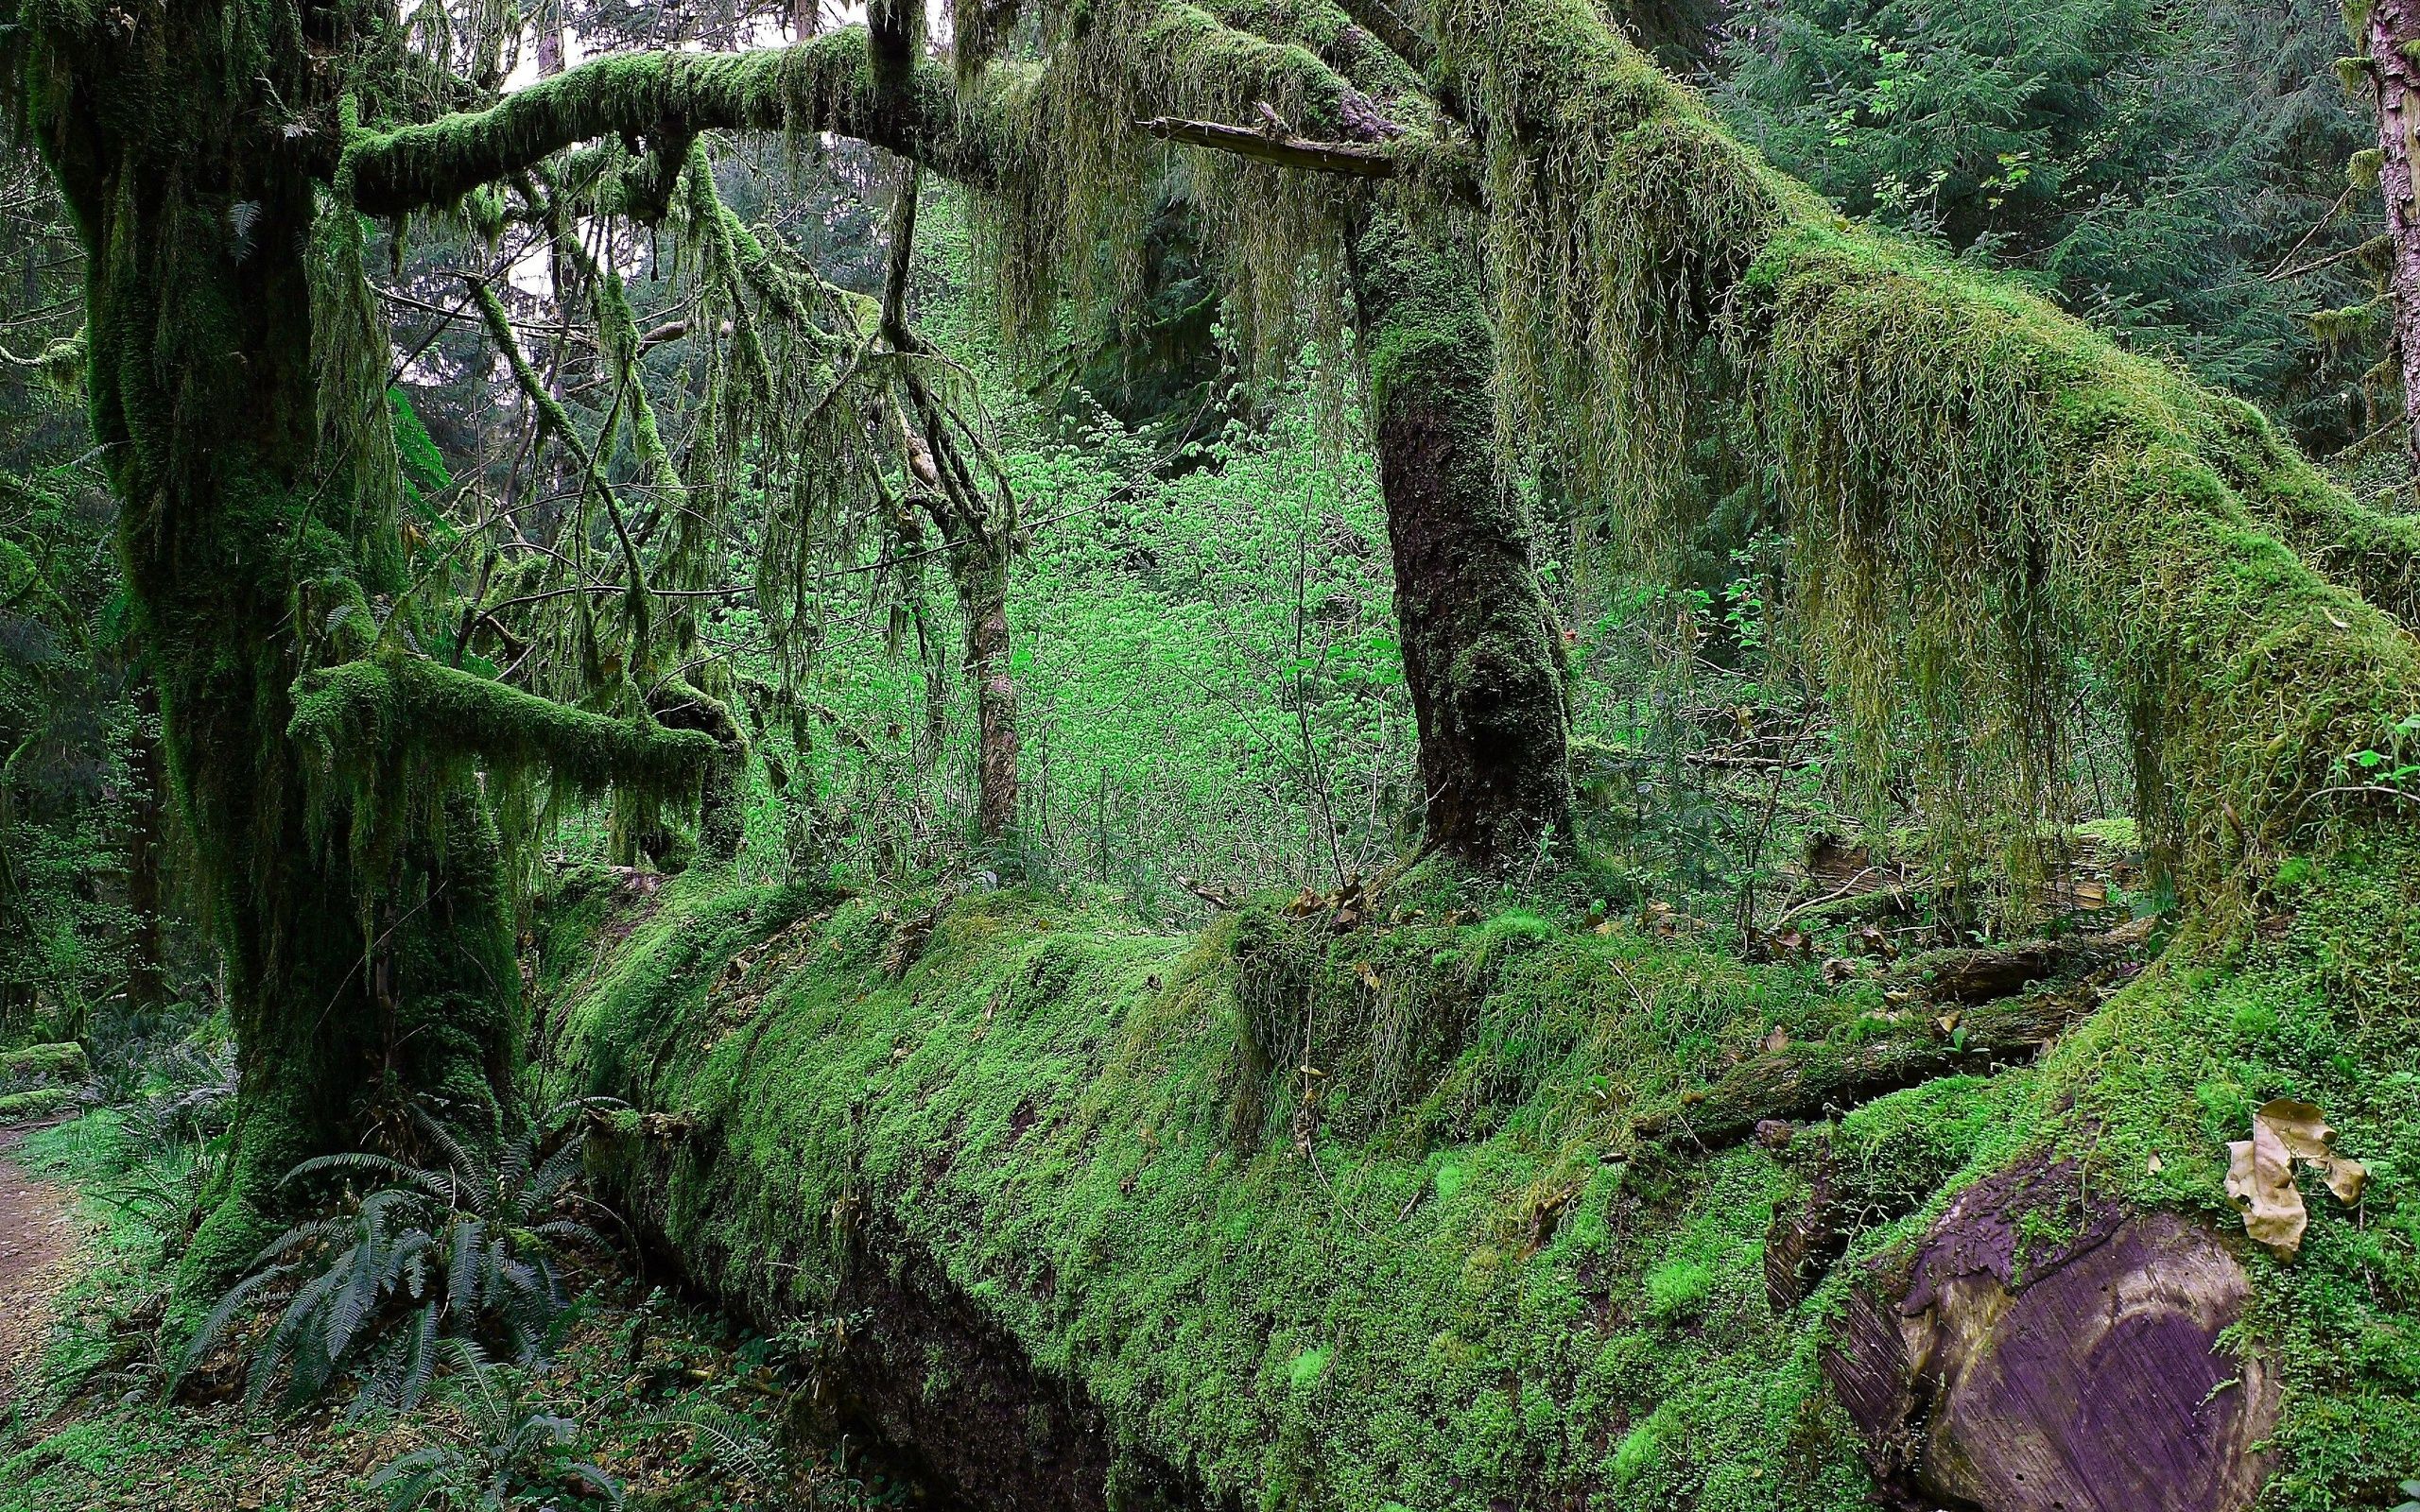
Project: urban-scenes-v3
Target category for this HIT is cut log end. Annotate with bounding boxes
[1824,1160,2276,1512]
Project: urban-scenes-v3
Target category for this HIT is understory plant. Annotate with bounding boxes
[370,1339,623,1511]
[178,1098,615,1416]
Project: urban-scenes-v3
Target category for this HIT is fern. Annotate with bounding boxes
[369,1340,623,1511]
[180,1097,624,1417]
[657,1400,778,1486]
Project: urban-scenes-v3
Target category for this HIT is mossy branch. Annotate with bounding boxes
[346,28,1004,217]
[1423,0,2420,900]
[287,650,715,794]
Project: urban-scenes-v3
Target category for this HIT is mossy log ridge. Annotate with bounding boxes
[540,824,2420,1509]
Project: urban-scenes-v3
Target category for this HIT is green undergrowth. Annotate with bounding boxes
[0,1112,895,1512]
[535,838,2420,1509]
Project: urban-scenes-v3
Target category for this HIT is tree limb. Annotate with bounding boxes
[1325,0,1435,77]
[1134,116,1402,178]
[287,651,716,792]
[347,28,1003,217]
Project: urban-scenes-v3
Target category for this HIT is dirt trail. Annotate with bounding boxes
[0,1125,78,1414]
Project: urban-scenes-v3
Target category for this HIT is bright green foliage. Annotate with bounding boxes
[0,464,135,1038]
[6,0,2420,1503]
[1715,0,2377,437]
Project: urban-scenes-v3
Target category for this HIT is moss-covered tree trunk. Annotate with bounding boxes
[2359,0,2420,472]
[123,679,168,1019]
[26,8,529,1280]
[1349,215,1573,870]
[949,543,1020,848]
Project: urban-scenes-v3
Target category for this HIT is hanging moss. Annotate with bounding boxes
[1412,0,2420,909]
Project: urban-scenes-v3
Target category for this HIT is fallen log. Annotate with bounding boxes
[1631,986,2096,1151]
[1634,919,2157,1152]
[534,851,2405,1512]
[0,1041,88,1086]
[1905,916,2153,1005]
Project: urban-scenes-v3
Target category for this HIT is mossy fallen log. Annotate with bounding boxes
[536,844,2420,1512]
[0,1042,88,1086]
[0,1085,82,1125]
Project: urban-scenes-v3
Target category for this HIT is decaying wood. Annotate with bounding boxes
[1636,918,2154,1151]
[1906,917,2152,1005]
[1631,987,2096,1151]
[1134,116,1402,177]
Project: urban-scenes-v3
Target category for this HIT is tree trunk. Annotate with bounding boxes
[123,679,167,1020]
[536,0,566,77]
[1348,215,1573,871]
[2364,0,2420,472]
[31,11,526,1285]
[952,544,1020,851]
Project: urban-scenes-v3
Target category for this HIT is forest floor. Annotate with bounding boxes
[0,1111,917,1512]
[0,1126,82,1418]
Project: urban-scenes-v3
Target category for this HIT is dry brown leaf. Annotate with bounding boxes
[1354,960,1383,992]
[2224,1098,2368,1258]
[1762,1024,1789,1055]
[2257,1098,2369,1205]
[2225,1117,2306,1257]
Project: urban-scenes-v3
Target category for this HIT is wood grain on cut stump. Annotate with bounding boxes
[1824,1160,2275,1512]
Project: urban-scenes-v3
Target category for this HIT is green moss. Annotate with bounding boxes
[536,804,2420,1512]
[0,1042,87,1084]
[0,1086,79,1124]
[537,874,1911,1508]
[1643,1259,1712,1319]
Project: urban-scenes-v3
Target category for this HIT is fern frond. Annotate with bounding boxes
[395,1300,442,1414]
[172,1263,291,1383]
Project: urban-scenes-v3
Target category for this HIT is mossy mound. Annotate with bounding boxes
[533,844,2420,1510]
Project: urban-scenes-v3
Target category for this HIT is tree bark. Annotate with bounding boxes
[878,163,1022,857]
[2363,0,2420,473]
[1349,215,1573,870]
[535,0,565,77]
[952,545,1020,850]
[123,678,167,1019]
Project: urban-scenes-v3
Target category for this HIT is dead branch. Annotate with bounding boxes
[1134,116,1402,178]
